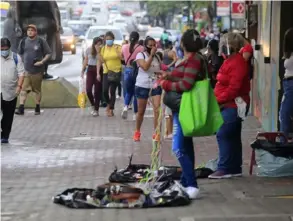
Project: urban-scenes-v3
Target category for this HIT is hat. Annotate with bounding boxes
[27,24,37,31]
[1,37,11,48]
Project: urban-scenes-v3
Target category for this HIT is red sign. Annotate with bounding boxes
[217,1,229,7]
[232,2,245,18]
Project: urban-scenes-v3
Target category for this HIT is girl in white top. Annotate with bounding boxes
[279,27,293,139]
[133,37,162,142]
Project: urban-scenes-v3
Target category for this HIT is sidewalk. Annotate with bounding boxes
[1,105,293,221]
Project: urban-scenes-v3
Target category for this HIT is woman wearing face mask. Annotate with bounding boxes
[121,31,144,120]
[208,33,250,179]
[81,37,103,117]
[133,37,162,142]
[97,31,122,117]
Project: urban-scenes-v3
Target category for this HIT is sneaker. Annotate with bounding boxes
[208,170,232,179]
[231,173,242,177]
[132,114,136,121]
[185,187,200,200]
[116,95,121,99]
[1,139,9,144]
[15,105,24,115]
[133,131,141,142]
[152,133,160,142]
[121,106,128,119]
[35,105,41,115]
[92,110,99,117]
[164,134,173,140]
[128,105,132,110]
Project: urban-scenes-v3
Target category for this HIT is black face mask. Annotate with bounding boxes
[146,47,152,54]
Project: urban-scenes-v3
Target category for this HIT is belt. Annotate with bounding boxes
[284,76,293,81]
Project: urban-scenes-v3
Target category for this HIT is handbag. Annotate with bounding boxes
[107,70,121,83]
[179,55,224,137]
[163,91,182,113]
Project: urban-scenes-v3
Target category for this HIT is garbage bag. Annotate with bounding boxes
[251,139,293,158]
[255,149,293,177]
[53,180,191,208]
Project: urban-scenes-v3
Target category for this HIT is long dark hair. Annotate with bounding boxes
[283,28,293,59]
[181,29,203,53]
[129,31,139,53]
[91,37,102,57]
[144,36,156,49]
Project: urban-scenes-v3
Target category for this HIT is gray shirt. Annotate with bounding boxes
[284,54,293,78]
[18,37,52,74]
[1,52,25,101]
[85,47,98,66]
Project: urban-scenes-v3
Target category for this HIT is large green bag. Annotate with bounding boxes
[179,59,224,137]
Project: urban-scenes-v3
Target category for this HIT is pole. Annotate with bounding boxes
[229,0,232,30]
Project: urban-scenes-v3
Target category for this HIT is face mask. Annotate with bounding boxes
[1,50,10,57]
[106,40,114,46]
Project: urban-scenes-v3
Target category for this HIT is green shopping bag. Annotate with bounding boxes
[179,61,223,137]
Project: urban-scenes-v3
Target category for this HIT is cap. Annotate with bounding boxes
[1,37,11,48]
[27,24,37,31]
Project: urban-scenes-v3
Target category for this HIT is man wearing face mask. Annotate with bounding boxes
[1,38,25,144]
[15,24,52,115]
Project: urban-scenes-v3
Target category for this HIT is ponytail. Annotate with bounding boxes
[128,31,140,53]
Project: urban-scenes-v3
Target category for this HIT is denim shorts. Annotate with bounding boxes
[135,86,162,99]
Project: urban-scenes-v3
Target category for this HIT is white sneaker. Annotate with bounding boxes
[116,95,121,99]
[91,110,99,117]
[89,106,95,115]
[185,187,200,200]
[164,134,173,140]
[121,106,128,119]
[132,114,136,121]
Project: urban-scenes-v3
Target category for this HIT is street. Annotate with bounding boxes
[47,46,83,87]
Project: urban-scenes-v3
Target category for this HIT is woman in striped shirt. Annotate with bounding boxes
[158,29,204,199]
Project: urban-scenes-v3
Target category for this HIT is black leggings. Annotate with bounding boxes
[102,74,119,110]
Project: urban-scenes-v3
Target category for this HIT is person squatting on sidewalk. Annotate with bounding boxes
[1,38,25,144]
[15,24,52,115]
[121,31,144,120]
[97,31,122,117]
[81,37,103,117]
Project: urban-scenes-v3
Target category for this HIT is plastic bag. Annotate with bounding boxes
[77,77,87,108]
[255,149,293,177]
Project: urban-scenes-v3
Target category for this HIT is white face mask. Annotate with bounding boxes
[1,50,10,57]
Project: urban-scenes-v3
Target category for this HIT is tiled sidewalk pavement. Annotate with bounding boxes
[1,107,293,221]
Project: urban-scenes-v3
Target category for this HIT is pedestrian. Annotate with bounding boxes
[157,29,204,199]
[1,37,25,143]
[279,27,293,139]
[97,31,122,117]
[15,24,52,115]
[133,36,161,142]
[121,31,144,120]
[209,33,250,179]
[81,36,103,117]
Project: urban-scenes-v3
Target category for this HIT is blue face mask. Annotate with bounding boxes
[106,40,114,46]
[1,50,10,57]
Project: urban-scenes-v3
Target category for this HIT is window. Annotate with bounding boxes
[62,28,73,36]
[87,29,123,40]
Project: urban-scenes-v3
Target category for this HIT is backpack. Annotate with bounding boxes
[130,52,160,83]
[12,53,18,66]
[19,36,45,56]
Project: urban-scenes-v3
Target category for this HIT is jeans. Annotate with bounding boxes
[279,79,293,138]
[102,74,119,110]
[86,66,101,111]
[216,108,242,174]
[123,67,137,113]
[172,113,198,188]
[135,86,162,99]
[1,94,17,140]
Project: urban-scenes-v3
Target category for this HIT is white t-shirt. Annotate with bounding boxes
[135,52,160,89]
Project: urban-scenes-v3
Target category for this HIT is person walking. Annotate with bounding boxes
[121,31,144,120]
[1,38,25,143]
[15,24,52,115]
[81,37,103,117]
[97,31,122,117]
